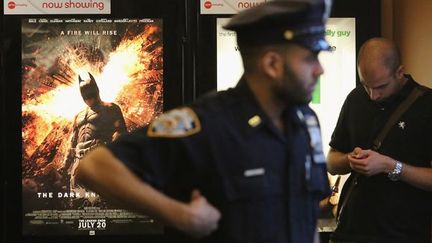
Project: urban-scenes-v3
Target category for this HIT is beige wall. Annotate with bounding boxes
[381,0,432,87]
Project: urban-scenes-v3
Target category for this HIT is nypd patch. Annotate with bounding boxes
[147,107,201,137]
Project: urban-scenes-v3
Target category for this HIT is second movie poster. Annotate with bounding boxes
[21,17,164,235]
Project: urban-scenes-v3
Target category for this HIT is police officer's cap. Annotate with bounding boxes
[224,0,332,52]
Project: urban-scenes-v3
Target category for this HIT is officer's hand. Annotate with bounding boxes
[348,149,393,176]
[175,189,221,239]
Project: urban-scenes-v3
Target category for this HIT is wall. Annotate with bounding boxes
[382,0,432,87]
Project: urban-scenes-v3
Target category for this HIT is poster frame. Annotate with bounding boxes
[1,0,188,242]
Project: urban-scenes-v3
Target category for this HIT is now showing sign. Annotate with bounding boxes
[4,0,111,15]
[200,0,269,14]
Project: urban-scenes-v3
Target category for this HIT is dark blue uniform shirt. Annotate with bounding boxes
[107,78,330,243]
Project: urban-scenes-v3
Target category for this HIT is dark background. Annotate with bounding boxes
[1,0,380,242]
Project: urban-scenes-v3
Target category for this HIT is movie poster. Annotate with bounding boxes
[21,18,164,235]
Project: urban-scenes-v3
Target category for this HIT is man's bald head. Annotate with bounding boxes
[357,38,406,102]
[357,37,401,75]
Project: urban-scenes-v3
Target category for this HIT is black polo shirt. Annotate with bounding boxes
[107,78,330,243]
[330,75,432,243]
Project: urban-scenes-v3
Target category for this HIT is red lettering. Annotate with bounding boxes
[64,0,104,10]
[238,1,267,9]
[42,2,63,8]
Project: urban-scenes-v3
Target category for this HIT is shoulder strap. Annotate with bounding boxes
[337,85,426,223]
[372,85,427,150]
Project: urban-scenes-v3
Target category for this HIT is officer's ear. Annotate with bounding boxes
[260,48,284,80]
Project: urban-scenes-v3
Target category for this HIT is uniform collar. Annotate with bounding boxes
[233,77,270,130]
[233,77,300,141]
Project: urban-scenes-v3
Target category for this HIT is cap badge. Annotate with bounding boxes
[284,30,295,40]
[248,115,262,127]
[398,121,406,129]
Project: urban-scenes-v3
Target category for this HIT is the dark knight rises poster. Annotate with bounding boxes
[21,17,164,235]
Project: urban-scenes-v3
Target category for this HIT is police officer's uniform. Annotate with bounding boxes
[107,1,332,242]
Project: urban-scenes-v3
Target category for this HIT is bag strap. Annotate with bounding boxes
[336,85,426,223]
[372,85,426,150]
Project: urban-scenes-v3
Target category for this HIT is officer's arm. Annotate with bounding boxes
[75,146,221,238]
[327,147,351,175]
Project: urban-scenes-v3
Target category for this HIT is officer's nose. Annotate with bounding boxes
[315,61,324,77]
[312,61,324,82]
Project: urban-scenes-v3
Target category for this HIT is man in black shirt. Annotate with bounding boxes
[76,0,333,242]
[328,37,432,243]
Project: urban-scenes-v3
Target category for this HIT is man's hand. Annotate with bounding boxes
[348,147,393,176]
[174,189,221,239]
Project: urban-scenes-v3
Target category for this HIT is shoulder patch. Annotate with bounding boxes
[147,107,201,138]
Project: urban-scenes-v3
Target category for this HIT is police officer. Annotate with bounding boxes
[76,0,332,242]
